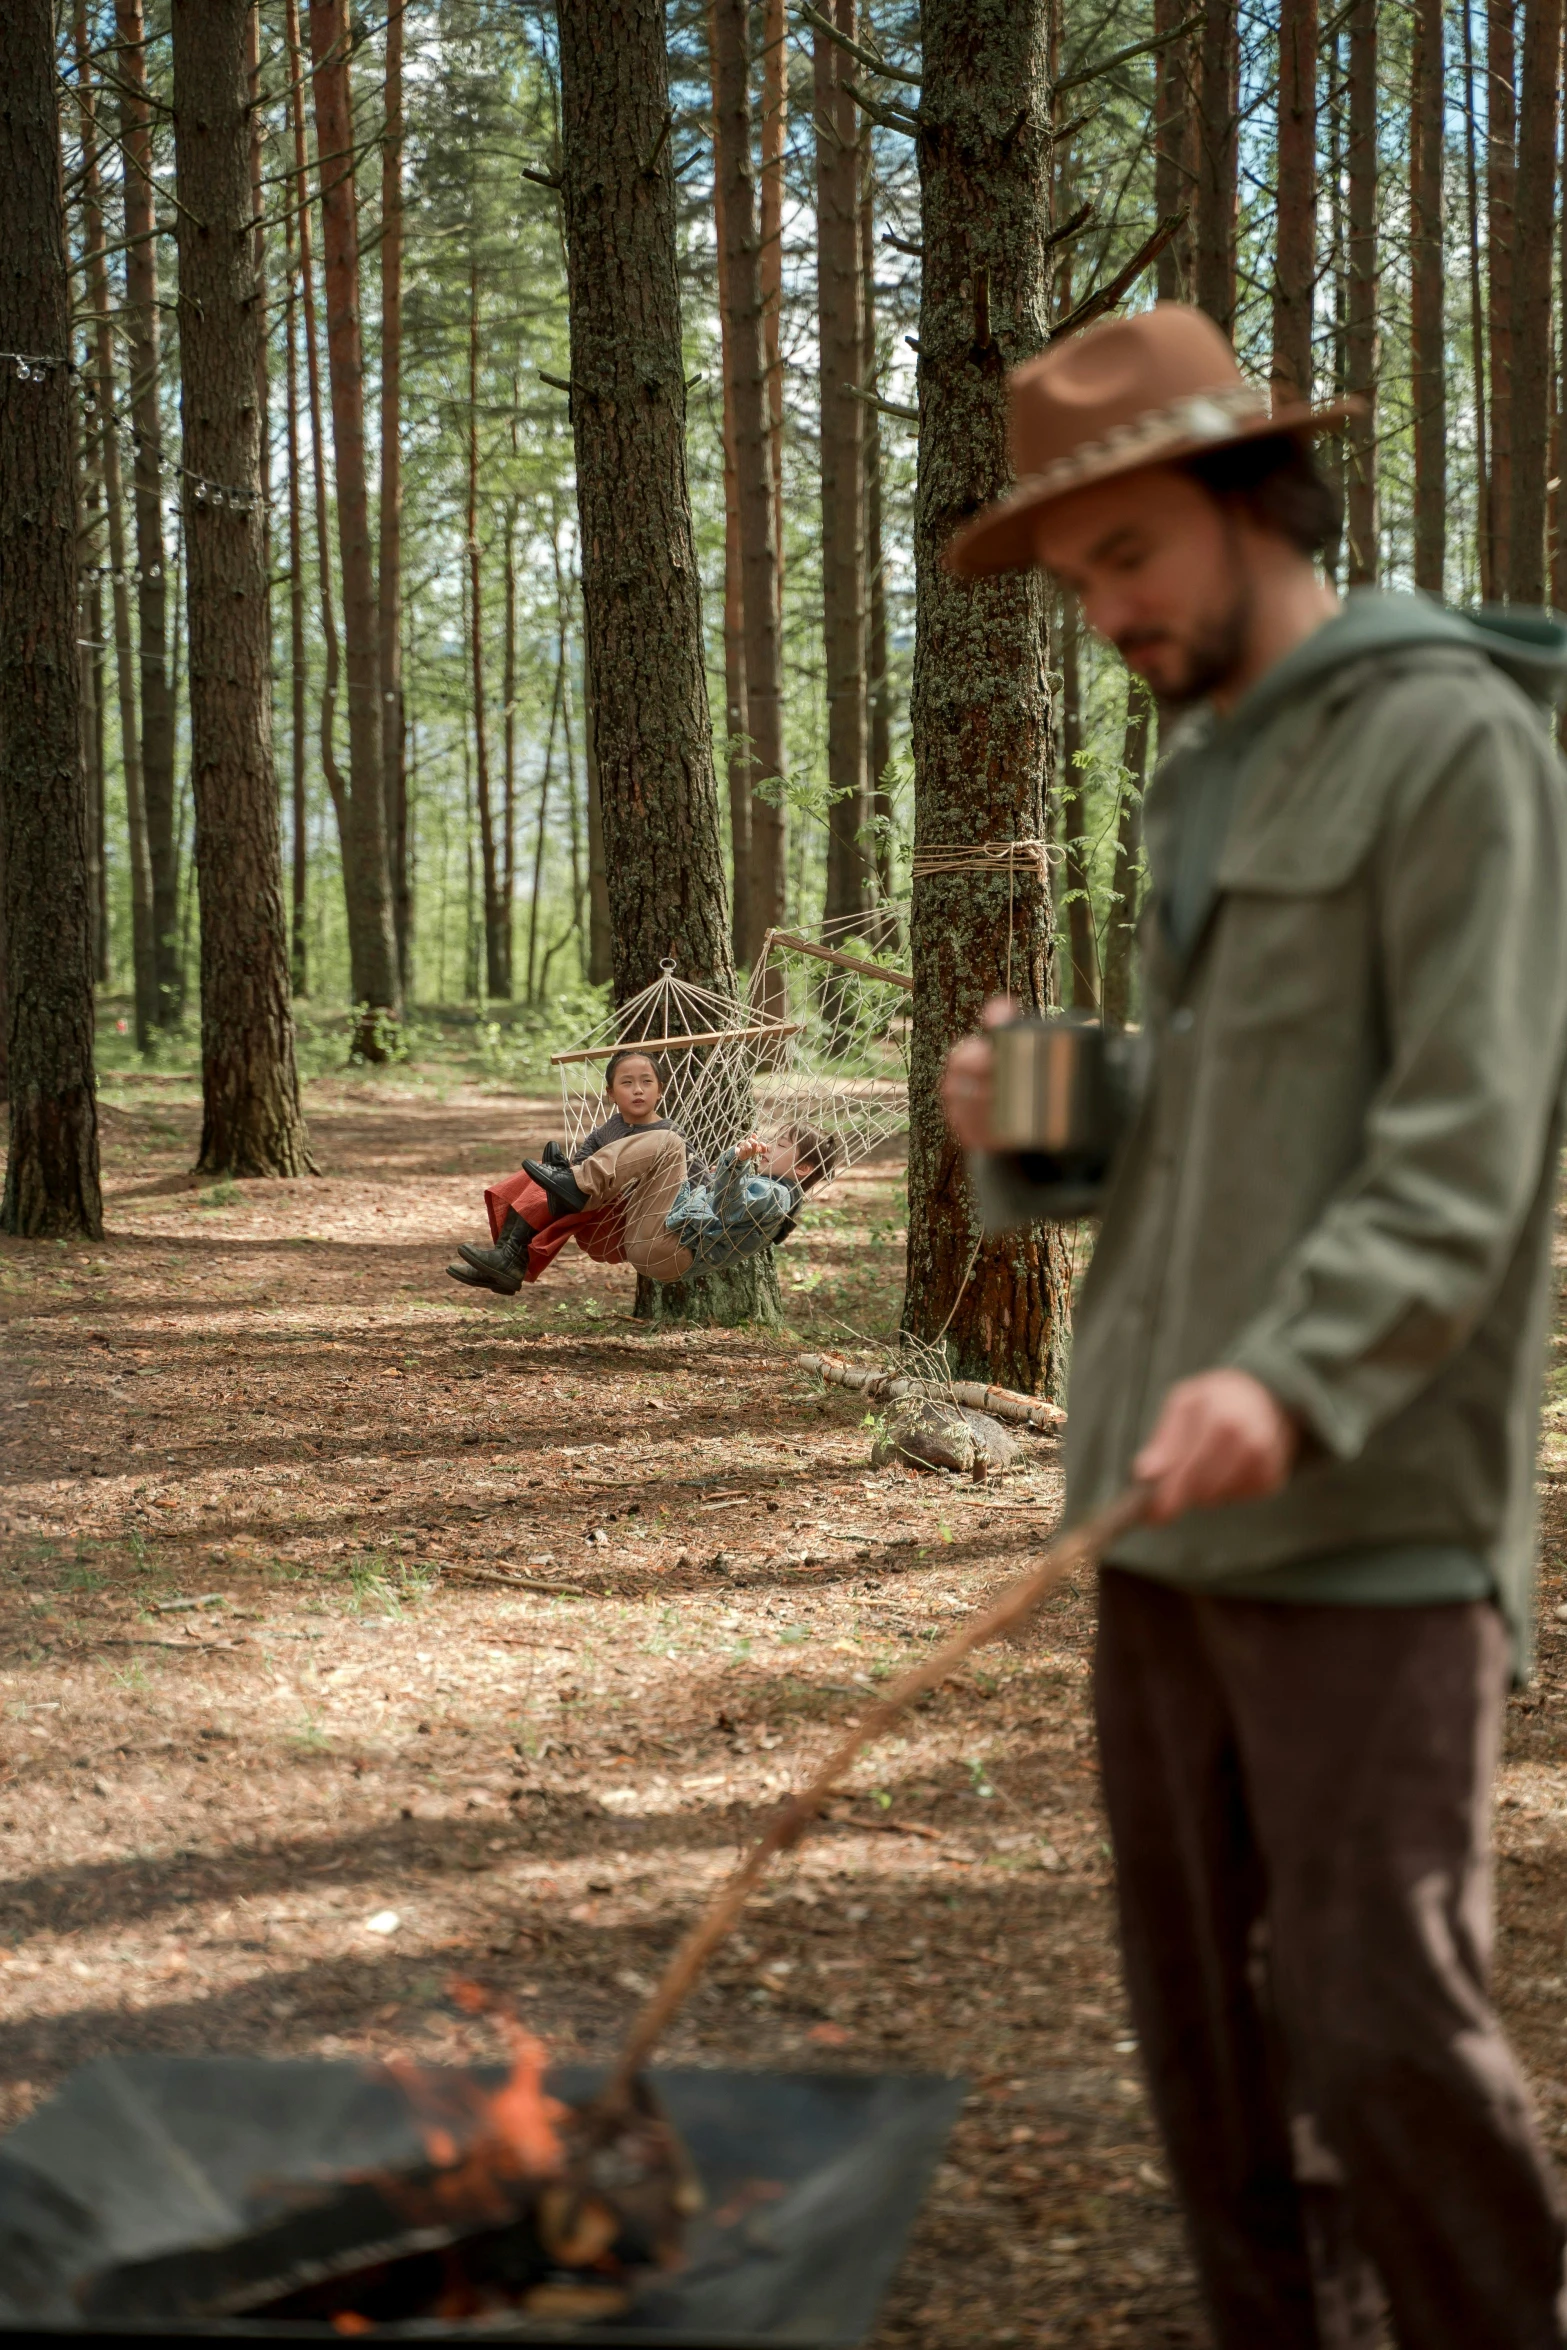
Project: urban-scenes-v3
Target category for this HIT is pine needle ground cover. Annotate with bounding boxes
[6,1059,1567,2346]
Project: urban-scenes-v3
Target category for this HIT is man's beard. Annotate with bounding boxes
[1114,534,1253,708]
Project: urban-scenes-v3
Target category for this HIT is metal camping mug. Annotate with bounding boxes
[987,1011,1120,1168]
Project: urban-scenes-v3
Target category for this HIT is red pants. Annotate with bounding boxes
[482,1168,628,1284]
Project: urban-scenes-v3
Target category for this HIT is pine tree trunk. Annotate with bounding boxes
[760,0,787,561]
[1343,0,1378,583]
[379,0,409,997]
[1508,0,1560,602]
[584,659,612,986]
[0,0,102,1237]
[1271,0,1317,408]
[904,0,1070,1396]
[1101,684,1148,1031]
[815,0,870,931]
[74,7,157,1055]
[466,259,506,1000]
[171,0,312,1178]
[1058,598,1098,1010]
[307,0,398,1044]
[706,44,751,965]
[503,496,519,972]
[1410,0,1446,591]
[284,0,347,899]
[862,135,893,900]
[1154,0,1195,299]
[710,0,787,973]
[114,0,180,1030]
[78,471,106,987]
[1194,0,1238,329]
[285,191,309,996]
[1462,0,1493,599]
[1487,0,1517,598]
[558,0,778,1331]
[527,654,563,1005]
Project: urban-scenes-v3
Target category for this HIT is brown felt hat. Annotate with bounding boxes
[946,302,1357,578]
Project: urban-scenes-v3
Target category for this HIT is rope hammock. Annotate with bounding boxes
[543,920,911,1269]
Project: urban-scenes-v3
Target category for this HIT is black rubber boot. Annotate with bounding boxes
[523,1156,590,1217]
[446,1208,535,1297]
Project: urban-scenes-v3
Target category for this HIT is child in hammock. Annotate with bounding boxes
[494,1121,839,1284]
[447,1046,696,1295]
[448,1048,837,1291]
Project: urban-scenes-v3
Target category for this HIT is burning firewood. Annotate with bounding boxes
[83,1490,1139,2332]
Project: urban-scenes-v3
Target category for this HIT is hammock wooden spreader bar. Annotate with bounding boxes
[799,1348,1068,1431]
[595,1483,1146,2116]
[549,1022,804,1066]
[757,928,914,992]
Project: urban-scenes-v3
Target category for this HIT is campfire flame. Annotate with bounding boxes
[383,1982,568,2229]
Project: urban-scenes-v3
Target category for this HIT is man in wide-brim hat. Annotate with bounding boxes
[943,302,1567,2345]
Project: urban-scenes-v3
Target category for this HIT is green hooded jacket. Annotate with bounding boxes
[974,591,1567,1663]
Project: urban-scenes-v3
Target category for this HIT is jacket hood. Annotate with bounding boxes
[1228,591,1567,735]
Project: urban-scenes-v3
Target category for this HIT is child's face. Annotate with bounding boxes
[607,1056,662,1124]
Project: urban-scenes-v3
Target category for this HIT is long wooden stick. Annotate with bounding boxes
[598,1485,1147,2112]
[760,927,914,991]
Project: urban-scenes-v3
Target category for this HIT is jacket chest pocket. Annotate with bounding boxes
[1202,876,1377,1053]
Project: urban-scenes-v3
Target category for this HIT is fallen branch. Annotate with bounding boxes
[438,1562,594,1599]
[798,1349,1067,1432]
[598,1483,1145,2113]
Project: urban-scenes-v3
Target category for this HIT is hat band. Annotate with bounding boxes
[1013,382,1272,503]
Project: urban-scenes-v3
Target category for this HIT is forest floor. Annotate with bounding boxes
[5,1045,1567,2345]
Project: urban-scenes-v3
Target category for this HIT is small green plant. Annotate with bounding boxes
[126,1529,150,1575]
[966,1756,997,1800]
[198,1180,241,1209]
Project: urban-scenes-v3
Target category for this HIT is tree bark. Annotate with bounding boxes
[74,6,157,1055]
[0,0,102,1236]
[815,0,870,930]
[466,258,506,1000]
[1462,0,1492,599]
[1508,0,1561,602]
[379,0,409,996]
[1410,0,1446,592]
[558,0,778,1331]
[904,0,1070,1395]
[706,38,751,965]
[284,183,309,995]
[1058,598,1098,1010]
[78,447,107,986]
[114,0,180,1030]
[1487,0,1517,598]
[1343,0,1378,584]
[584,652,612,986]
[1101,682,1148,1030]
[503,494,519,967]
[1194,0,1238,329]
[171,0,312,1178]
[284,0,347,916]
[862,133,893,902]
[307,0,399,1042]
[760,0,787,561]
[1271,0,1317,408]
[710,0,786,973]
[1154,0,1195,299]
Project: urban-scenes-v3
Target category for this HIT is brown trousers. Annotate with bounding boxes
[572,1127,695,1283]
[1095,1568,1566,2349]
